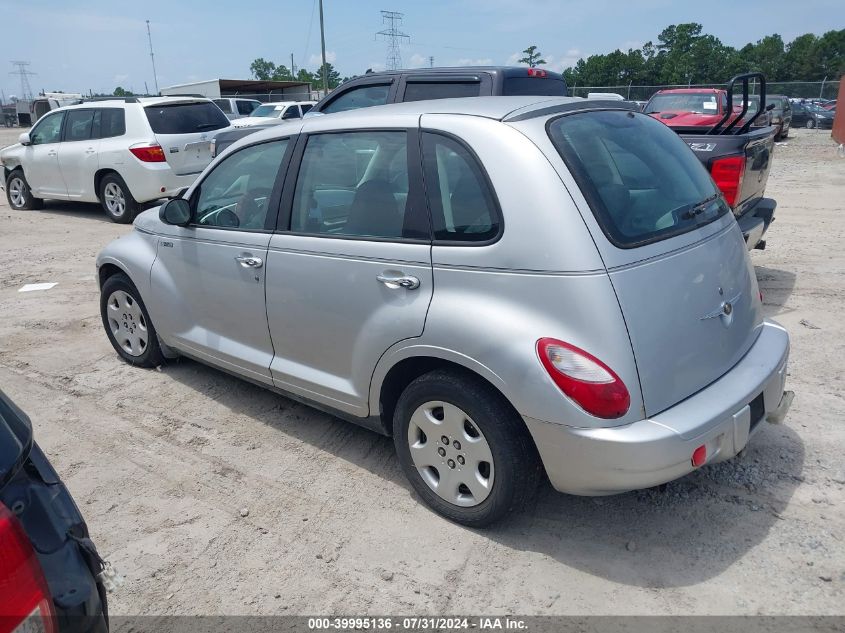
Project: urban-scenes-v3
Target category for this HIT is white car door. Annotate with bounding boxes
[23,111,68,198]
[58,108,100,199]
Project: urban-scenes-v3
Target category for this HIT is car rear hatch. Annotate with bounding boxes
[143,100,231,176]
[547,108,763,416]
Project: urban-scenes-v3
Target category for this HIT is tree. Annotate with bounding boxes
[250,57,277,81]
[113,87,134,97]
[518,45,546,67]
[296,68,316,84]
[315,62,342,89]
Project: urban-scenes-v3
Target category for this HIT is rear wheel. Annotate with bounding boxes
[393,369,540,527]
[100,273,164,368]
[5,170,44,210]
[805,118,816,129]
[99,173,139,223]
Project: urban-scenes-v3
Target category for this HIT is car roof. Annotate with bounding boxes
[654,88,723,94]
[339,65,566,83]
[58,96,212,111]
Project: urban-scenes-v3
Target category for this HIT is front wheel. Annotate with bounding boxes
[99,173,139,223]
[5,170,44,210]
[393,369,540,527]
[806,118,816,129]
[100,273,164,367]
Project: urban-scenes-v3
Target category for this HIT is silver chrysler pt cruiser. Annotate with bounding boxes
[96,96,792,526]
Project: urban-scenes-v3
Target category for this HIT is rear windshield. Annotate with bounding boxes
[503,77,568,96]
[144,102,230,134]
[645,93,719,114]
[548,110,729,248]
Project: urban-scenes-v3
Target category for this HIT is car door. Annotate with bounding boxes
[57,108,99,199]
[265,126,432,416]
[149,137,293,385]
[22,110,67,198]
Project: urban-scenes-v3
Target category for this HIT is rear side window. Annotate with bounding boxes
[144,102,230,134]
[503,78,567,97]
[214,99,233,114]
[548,110,728,248]
[321,84,391,114]
[92,109,125,139]
[421,132,500,243]
[65,110,94,141]
[403,82,481,102]
[300,104,314,115]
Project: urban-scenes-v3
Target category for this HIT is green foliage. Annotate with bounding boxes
[249,58,341,88]
[315,62,342,89]
[562,24,845,87]
[519,45,546,68]
[113,87,134,97]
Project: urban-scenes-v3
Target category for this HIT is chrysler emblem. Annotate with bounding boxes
[700,291,741,322]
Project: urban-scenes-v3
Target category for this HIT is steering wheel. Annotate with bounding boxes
[215,208,240,228]
[236,187,273,229]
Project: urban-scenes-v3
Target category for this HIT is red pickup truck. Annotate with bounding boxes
[644,87,734,127]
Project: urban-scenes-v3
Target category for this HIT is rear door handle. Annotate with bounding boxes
[377,272,420,290]
[47,150,57,157]
[235,255,263,268]
[85,148,96,154]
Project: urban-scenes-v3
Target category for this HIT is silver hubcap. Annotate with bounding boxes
[9,177,25,207]
[106,290,148,356]
[407,401,494,507]
[104,182,126,216]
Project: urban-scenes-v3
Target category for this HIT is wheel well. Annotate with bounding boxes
[378,357,524,436]
[97,263,126,289]
[94,169,119,200]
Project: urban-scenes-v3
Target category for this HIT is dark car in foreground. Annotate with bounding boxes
[211,66,568,156]
[0,390,108,633]
[790,101,835,129]
[766,94,792,139]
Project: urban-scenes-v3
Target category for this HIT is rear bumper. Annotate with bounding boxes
[525,319,791,495]
[124,163,198,203]
[737,197,776,250]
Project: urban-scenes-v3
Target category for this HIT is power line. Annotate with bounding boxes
[376,10,409,71]
[10,61,36,101]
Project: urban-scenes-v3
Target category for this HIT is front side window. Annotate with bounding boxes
[321,84,391,114]
[30,112,64,145]
[194,139,289,230]
[64,109,94,142]
[421,133,500,242]
[144,102,230,134]
[548,110,729,248]
[290,131,424,240]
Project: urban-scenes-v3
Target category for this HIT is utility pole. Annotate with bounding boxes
[10,61,36,101]
[429,56,434,68]
[376,11,410,71]
[291,53,296,77]
[318,0,328,93]
[146,20,159,94]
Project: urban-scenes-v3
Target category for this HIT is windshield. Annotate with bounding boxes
[805,103,828,113]
[548,110,729,248]
[250,105,283,118]
[144,102,229,134]
[645,93,720,114]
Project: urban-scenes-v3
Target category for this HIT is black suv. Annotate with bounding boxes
[211,66,568,156]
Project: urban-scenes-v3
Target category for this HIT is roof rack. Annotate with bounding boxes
[81,97,140,103]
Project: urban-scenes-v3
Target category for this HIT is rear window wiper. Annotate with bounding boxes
[680,194,720,220]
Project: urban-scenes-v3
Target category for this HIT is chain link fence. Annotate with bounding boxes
[570,81,838,102]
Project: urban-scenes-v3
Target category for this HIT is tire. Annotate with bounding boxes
[393,369,540,527]
[805,118,816,129]
[100,273,164,368]
[781,126,789,139]
[5,169,44,210]
[98,173,139,223]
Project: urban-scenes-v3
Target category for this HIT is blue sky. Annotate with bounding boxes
[0,0,840,98]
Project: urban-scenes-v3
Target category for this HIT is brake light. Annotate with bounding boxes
[527,68,547,78]
[129,143,166,163]
[0,503,56,633]
[537,338,630,419]
[710,155,745,207]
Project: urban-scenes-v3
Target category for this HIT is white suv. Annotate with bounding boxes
[0,97,232,222]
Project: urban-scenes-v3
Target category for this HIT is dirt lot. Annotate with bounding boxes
[0,126,843,616]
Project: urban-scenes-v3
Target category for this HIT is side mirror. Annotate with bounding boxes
[19,132,31,146]
[159,198,192,226]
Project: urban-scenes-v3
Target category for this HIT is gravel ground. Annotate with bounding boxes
[0,126,843,615]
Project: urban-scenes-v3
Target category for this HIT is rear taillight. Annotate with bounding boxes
[710,155,745,207]
[129,143,166,163]
[537,338,630,419]
[0,503,55,633]
[527,68,547,78]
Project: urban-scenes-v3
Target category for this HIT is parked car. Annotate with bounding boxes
[0,388,109,632]
[821,99,836,111]
[210,66,568,156]
[0,96,232,222]
[765,94,792,139]
[231,101,317,128]
[646,75,778,251]
[790,101,834,129]
[96,96,792,527]
[212,97,261,120]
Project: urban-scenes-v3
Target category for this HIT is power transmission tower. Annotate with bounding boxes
[376,11,409,71]
[146,20,159,94]
[10,61,36,101]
